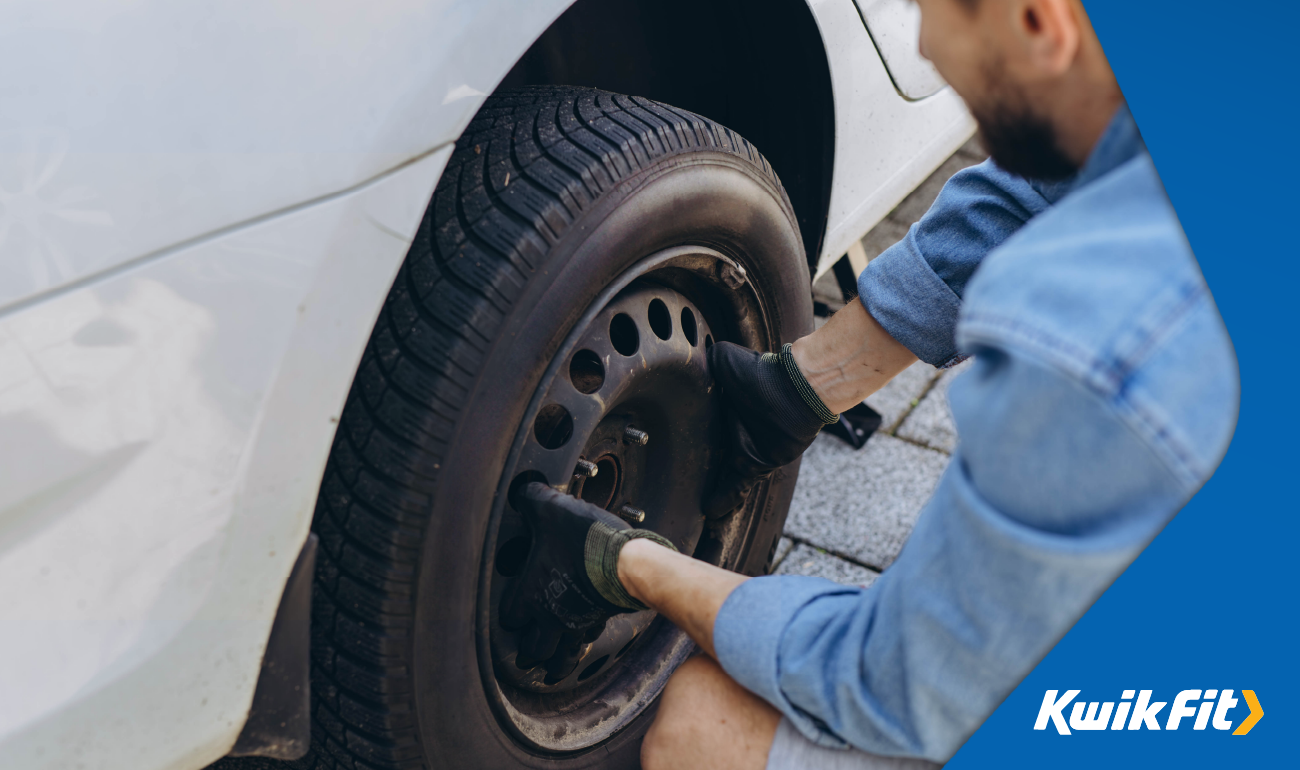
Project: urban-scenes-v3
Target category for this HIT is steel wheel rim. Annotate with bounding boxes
[475,248,768,753]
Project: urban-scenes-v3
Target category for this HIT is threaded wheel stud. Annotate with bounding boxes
[618,505,646,524]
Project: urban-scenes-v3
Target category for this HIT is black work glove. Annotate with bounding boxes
[704,341,838,518]
[501,482,677,677]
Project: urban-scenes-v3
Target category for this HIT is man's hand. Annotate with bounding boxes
[704,342,838,518]
[501,482,676,678]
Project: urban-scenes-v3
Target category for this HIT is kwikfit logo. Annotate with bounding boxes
[1034,689,1264,735]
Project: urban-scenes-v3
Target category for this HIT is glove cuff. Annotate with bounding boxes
[777,343,838,425]
[584,522,678,611]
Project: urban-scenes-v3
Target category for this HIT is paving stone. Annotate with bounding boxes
[784,432,950,570]
[865,359,940,432]
[896,358,973,453]
[775,543,879,587]
[768,536,796,574]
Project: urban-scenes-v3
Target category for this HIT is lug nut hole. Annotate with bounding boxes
[704,334,714,349]
[508,470,549,510]
[570,349,605,394]
[610,313,640,356]
[578,655,611,682]
[648,299,673,341]
[533,404,573,449]
[680,307,698,346]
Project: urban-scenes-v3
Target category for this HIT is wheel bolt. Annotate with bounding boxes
[618,504,646,524]
[623,427,649,446]
[575,458,599,477]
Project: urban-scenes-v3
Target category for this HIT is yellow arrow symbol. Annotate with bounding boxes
[1232,690,1263,735]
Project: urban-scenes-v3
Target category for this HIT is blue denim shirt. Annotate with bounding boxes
[711,108,1238,761]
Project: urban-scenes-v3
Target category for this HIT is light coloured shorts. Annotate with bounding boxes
[765,719,943,770]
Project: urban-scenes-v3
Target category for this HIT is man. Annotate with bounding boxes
[503,0,1238,766]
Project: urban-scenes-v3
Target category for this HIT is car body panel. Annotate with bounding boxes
[854,0,947,100]
[807,0,973,278]
[0,0,571,313]
[0,1,969,767]
[0,147,450,769]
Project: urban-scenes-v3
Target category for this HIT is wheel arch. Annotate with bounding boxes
[497,0,836,273]
[213,1,837,756]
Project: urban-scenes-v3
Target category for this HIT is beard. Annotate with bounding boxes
[968,62,1079,181]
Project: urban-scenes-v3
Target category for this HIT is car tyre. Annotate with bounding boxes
[302,85,812,770]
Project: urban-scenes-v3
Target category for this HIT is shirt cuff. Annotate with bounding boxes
[713,575,860,748]
[858,228,965,368]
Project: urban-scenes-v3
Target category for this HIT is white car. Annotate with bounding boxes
[0,1,971,768]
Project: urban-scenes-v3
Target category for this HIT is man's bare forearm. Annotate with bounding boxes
[617,538,748,658]
[791,299,917,414]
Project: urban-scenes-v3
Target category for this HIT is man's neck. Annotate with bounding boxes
[1044,41,1124,167]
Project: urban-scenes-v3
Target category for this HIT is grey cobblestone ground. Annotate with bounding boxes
[774,543,879,587]
[782,140,985,585]
[782,432,949,571]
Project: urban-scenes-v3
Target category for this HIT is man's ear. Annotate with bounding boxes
[1010,0,1081,78]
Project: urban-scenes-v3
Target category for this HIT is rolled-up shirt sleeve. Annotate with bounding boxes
[857,161,1062,367]
[712,349,1191,761]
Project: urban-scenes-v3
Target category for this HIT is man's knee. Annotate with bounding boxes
[642,656,780,770]
[643,657,717,768]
